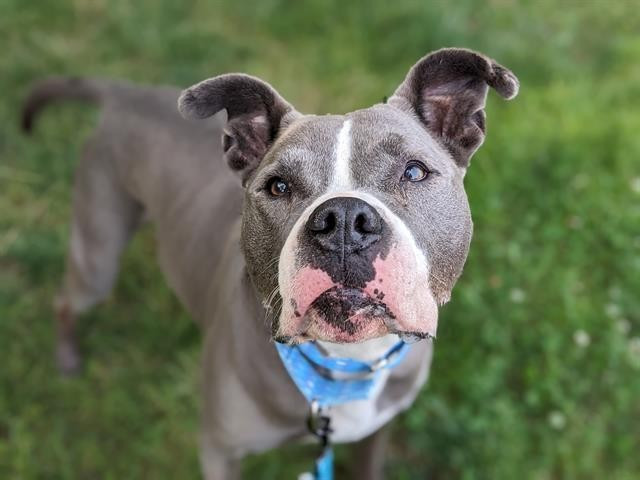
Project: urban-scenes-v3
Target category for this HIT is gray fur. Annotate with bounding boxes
[23,48,518,479]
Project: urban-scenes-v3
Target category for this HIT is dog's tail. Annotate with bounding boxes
[21,76,105,133]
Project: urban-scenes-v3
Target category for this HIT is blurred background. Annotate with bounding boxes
[1,1,639,478]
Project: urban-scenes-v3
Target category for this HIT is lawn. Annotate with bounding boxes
[1,1,639,478]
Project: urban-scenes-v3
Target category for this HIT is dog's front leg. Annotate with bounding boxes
[347,425,389,480]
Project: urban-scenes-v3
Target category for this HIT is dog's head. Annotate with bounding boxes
[179,48,518,345]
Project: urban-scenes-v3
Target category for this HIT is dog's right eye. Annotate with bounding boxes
[267,177,290,197]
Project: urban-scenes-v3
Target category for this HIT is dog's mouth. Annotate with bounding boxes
[275,286,435,344]
[301,286,392,342]
[277,219,440,344]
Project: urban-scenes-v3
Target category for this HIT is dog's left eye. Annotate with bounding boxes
[402,162,428,182]
[267,177,290,197]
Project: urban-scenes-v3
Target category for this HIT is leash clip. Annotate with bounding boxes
[304,400,334,480]
[307,399,332,447]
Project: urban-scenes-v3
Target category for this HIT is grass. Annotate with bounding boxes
[1,1,640,478]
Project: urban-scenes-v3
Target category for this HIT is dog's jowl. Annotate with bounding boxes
[25,48,518,479]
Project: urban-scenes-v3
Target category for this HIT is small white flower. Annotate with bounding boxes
[630,177,640,194]
[509,288,526,303]
[548,410,566,430]
[616,318,631,335]
[605,303,622,319]
[573,329,591,348]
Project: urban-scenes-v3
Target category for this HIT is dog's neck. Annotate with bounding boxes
[316,334,400,362]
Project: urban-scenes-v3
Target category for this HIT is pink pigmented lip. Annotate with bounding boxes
[288,266,336,318]
[278,285,436,344]
[277,285,392,343]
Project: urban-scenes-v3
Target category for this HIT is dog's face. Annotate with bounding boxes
[244,107,469,344]
[179,48,518,344]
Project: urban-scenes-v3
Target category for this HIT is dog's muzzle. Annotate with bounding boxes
[277,194,438,343]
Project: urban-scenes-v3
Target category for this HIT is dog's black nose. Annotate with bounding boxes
[306,197,382,253]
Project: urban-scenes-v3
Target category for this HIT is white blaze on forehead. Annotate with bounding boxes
[330,119,353,190]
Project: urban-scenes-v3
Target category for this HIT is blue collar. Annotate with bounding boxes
[275,340,411,480]
[275,340,411,407]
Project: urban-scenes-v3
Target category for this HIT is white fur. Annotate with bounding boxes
[355,191,430,271]
[317,334,399,362]
[330,343,433,443]
[330,120,352,190]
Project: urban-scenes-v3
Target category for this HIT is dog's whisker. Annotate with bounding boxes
[256,256,280,278]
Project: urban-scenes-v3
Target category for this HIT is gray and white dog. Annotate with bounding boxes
[23,48,518,479]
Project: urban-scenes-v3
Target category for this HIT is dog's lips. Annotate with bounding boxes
[279,285,436,344]
[297,287,393,343]
[277,245,439,343]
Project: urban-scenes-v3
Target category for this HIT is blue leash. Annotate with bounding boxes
[275,340,411,479]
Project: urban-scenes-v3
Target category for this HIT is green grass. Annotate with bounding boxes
[1,1,640,478]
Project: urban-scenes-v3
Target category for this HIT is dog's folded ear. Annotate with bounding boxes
[179,74,300,181]
[388,48,519,167]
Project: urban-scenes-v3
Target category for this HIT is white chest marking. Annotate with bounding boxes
[330,119,353,190]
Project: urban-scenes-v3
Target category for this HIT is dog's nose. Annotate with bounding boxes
[306,197,382,253]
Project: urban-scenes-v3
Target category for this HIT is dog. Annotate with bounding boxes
[23,48,518,479]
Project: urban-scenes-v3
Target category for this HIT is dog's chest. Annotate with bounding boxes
[316,338,433,443]
[328,370,397,442]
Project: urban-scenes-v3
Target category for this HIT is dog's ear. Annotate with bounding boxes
[388,48,518,167]
[179,74,300,181]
